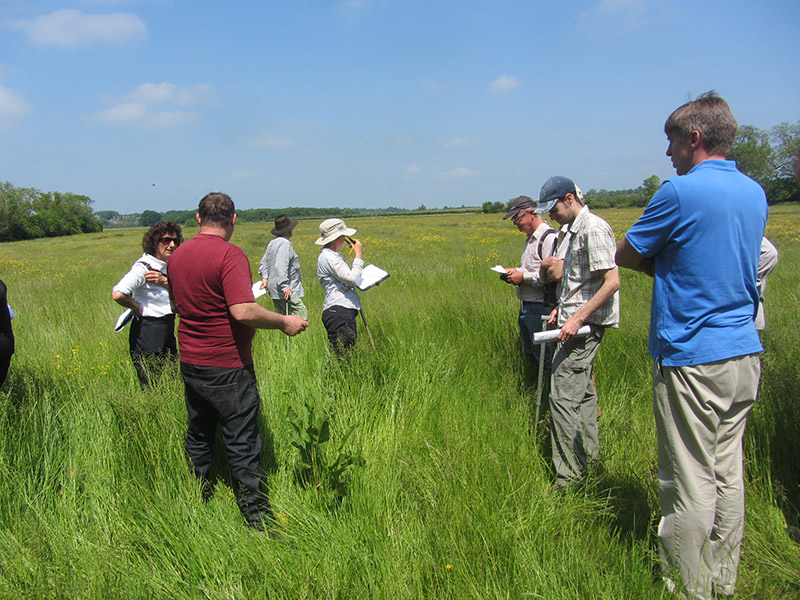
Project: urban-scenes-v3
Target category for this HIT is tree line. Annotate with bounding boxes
[95,204,473,229]
[0,182,101,243]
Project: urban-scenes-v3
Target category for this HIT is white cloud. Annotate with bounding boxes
[13,9,146,48]
[251,135,293,149]
[444,137,472,149]
[578,0,666,31]
[404,165,421,176]
[176,84,215,106]
[438,167,474,179]
[0,85,32,125]
[337,0,385,23]
[88,82,213,128]
[88,102,199,128]
[90,102,147,123]
[127,82,176,104]
[487,74,520,94]
[145,110,201,128]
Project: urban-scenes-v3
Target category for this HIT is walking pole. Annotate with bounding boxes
[360,306,376,350]
[534,314,549,432]
[285,302,290,351]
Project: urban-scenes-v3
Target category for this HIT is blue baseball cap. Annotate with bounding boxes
[534,176,577,214]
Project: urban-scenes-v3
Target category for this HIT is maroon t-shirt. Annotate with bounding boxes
[167,233,255,367]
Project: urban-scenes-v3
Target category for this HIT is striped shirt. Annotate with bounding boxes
[517,222,557,303]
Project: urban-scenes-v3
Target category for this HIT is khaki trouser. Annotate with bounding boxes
[549,328,603,486]
[272,297,308,320]
[653,354,760,600]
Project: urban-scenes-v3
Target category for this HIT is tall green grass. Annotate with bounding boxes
[0,207,798,598]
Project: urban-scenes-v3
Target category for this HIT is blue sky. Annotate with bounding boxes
[1,0,798,213]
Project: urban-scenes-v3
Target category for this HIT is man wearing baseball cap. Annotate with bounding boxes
[502,195,558,381]
[535,176,620,489]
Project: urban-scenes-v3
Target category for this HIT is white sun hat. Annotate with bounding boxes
[315,218,357,246]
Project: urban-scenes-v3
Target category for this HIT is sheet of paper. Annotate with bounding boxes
[252,281,267,299]
[490,265,506,274]
[533,325,592,344]
[357,264,390,291]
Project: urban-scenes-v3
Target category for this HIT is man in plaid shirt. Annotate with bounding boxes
[536,176,620,489]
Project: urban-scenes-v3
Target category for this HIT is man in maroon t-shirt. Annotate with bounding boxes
[168,192,308,531]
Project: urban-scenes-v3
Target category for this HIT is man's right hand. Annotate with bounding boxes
[282,315,309,336]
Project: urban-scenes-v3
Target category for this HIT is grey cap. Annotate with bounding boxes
[534,176,577,214]
[503,195,536,220]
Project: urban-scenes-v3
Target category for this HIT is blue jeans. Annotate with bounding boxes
[180,362,273,529]
[519,301,553,375]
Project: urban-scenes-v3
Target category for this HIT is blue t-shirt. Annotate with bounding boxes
[625,160,766,366]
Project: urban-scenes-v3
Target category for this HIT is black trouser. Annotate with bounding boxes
[0,355,10,388]
[129,314,177,387]
[322,306,358,355]
[180,362,273,530]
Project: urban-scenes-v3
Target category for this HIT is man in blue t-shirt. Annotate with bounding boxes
[616,92,767,600]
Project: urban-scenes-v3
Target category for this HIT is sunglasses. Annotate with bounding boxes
[160,236,179,245]
[511,211,529,225]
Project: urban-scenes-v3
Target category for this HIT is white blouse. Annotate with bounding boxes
[317,248,363,312]
[112,253,172,318]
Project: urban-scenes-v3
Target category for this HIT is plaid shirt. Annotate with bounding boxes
[558,206,620,328]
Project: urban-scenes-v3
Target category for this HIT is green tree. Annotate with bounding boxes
[728,125,774,187]
[642,175,661,198]
[728,121,800,204]
[0,183,101,241]
[139,210,163,227]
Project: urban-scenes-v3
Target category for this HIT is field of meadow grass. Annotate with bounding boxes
[0,205,798,599]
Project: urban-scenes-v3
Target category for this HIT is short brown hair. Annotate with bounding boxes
[198,192,235,226]
[664,91,738,156]
[142,221,182,256]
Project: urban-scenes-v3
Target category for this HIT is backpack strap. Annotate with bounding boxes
[538,228,557,260]
[538,229,558,306]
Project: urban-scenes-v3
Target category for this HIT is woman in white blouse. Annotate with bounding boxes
[315,218,364,355]
[112,221,182,387]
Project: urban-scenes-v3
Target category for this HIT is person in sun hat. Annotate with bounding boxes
[258,214,307,319]
[616,92,766,600]
[502,195,558,382]
[315,218,363,355]
[112,221,183,388]
[167,192,309,532]
[534,176,620,491]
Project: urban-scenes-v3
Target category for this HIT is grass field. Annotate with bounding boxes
[0,205,798,599]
